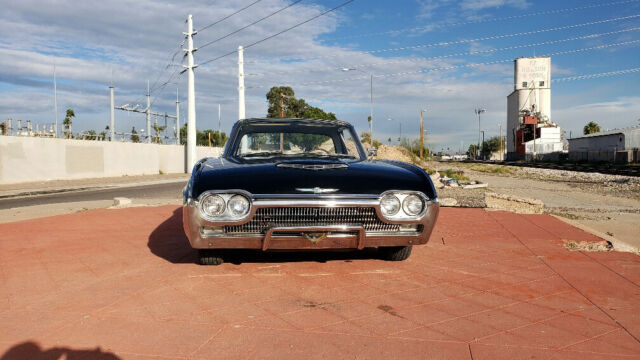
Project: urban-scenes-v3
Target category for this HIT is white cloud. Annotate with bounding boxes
[553,96,640,137]
[0,0,636,152]
[460,0,531,11]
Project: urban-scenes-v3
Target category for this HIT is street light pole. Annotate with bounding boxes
[342,68,374,145]
[420,107,426,159]
[481,130,485,160]
[474,108,486,160]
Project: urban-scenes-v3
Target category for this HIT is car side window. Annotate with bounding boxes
[340,129,360,157]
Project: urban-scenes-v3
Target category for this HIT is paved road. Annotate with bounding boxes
[0,181,186,210]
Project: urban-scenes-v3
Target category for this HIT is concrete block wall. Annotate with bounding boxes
[0,136,222,184]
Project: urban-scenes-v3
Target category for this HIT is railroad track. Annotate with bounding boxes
[460,160,640,177]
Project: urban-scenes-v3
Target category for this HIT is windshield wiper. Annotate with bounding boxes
[300,153,357,159]
[238,151,285,158]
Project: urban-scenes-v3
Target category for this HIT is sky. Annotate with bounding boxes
[1,0,639,152]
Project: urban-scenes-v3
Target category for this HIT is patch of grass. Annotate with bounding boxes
[467,164,515,174]
[545,210,588,220]
[453,162,515,174]
[438,169,469,182]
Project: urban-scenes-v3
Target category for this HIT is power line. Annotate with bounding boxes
[250,27,640,77]
[247,39,640,88]
[149,38,186,94]
[199,0,355,66]
[198,0,265,33]
[332,0,640,41]
[199,0,304,49]
[552,67,640,82]
[268,13,640,62]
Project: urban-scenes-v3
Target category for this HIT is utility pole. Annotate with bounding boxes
[175,89,180,144]
[499,123,502,161]
[109,86,115,141]
[53,65,58,138]
[184,14,198,172]
[369,73,373,144]
[280,93,285,152]
[218,104,221,133]
[420,108,425,159]
[145,80,151,143]
[238,46,245,120]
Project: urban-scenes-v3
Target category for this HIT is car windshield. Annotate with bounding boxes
[232,122,364,161]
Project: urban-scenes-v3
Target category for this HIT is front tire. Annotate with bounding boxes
[380,246,412,261]
[198,250,223,266]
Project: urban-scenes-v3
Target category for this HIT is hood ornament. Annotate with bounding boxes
[276,163,348,170]
[296,187,339,194]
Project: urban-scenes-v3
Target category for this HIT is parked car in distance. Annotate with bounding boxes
[183,118,439,265]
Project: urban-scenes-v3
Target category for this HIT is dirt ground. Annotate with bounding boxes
[429,161,640,253]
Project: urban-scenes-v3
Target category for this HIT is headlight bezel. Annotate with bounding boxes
[379,190,429,220]
[197,190,252,222]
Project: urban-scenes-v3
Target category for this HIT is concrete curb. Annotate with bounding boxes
[550,214,640,255]
[0,178,188,200]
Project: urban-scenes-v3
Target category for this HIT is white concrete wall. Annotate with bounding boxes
[0,136,222,184]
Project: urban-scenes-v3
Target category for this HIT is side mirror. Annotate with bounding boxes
[367,148,378,158]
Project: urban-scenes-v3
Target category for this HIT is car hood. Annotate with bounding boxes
[191,158,436,199]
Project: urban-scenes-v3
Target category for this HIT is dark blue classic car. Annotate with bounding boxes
[183,118,439,265]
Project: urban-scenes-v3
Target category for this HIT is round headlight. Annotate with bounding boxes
[227,195,250,217]
[201,194,225,217]
[403,194,424,216]
[380,194,401,216]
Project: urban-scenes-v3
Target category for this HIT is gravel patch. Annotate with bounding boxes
[436,187,486,208]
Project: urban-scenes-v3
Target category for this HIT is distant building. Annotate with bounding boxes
[506,57,564,160]
[568,126,640,163]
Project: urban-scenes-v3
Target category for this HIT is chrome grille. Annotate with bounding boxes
[224,207,399,234]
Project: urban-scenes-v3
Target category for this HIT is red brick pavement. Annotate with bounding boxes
[0,206,639,359]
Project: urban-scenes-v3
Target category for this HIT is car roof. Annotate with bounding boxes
[238,117,352,128]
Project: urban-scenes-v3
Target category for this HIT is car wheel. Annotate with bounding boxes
[380,246,412,261]
[198,250,224,265]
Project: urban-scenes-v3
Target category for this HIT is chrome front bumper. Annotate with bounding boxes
[182,194,439,251]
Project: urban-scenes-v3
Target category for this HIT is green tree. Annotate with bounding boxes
[583,121,601,135]
[179,125,227,146]
[131,127,140,143]
[399,137,429,157]
[360,132,381,148]
[265,86,336,120]
[480,136,506,158]
[0,122,5,135]
[467,144,479,159]
[99,125,109,141]
[63,109,75,139]
[85,129,97,140]
[152,123,167,144]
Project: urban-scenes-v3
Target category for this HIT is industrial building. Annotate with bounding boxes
[568,126,640,163]
[506,57,564,160]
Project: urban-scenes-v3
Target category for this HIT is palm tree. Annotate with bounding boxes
[63,109,75,139]
[152,123,166,144]
[583,121,601,135]
[131,127,140,143]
